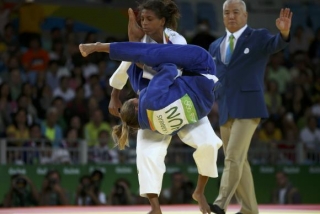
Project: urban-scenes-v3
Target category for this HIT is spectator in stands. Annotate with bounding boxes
[190,19,216,50]
[69,66,85,90]
[22,37,49,73]
[89,130,118,164]
[296,107,314,131]
[75,170,107,205]
[3,174,39,207]
[16,0,45,48]
[291,85,312,124]
[83,59,99,81]
[289,26,311,56]
[289,52,314,88]
[33,68,46,90]
[75,174,105,205]
[39,141,53,164]
[20,82,37,110]
[75,175,91,205]
[53,76,75,102]
[160,171,194,204]
[9,68,23,101]
[1,55,23,83]
[49,39,66,64]
[271,171,301,204]
[91,83,110,120]
[23,123,47,164]
[6,55,23,73]
[311,100,320,121]
[39,169,69,205]
[87,97,99,118]
[66,86,87,123]
[108,177,134,205]
[50,27,63,42]
[43,27,63,51]
[84,74,99,98]
[52,128,79,164]
[68,115,83,137]
[264,80,283,118]
[258,119,283,143]
[300,116,320,161]
[16,93,37,125]
[271,113,298,164]
[0,82,12,136]
[84,109,110,147]
[0,23,20,56]
[64,18,78,44]
[308,28,320,64]
[266,51,291,95]
[51,96,68,131]
[6,108,29,147]
[33,85,53,120]
[46,60,60,91]
[96,60,108,87]
[41,107,63,147]
[280,113,299,141]
[65,41,81,70]
[0,0,11,34]
[6,149,24,165]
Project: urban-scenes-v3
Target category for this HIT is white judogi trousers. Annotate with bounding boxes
[137,116,222,197]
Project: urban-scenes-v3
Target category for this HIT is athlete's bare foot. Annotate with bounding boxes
[147,208,162,214]
[193,192,211,214]
[128,8,144,42]
[79,43,100,57]
[146,194,162,214]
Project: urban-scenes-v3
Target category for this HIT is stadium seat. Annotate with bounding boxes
[196,2,218,31]
[176,1,196,33]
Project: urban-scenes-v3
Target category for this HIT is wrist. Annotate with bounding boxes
[111,88,121,97]
[280,30,289,39]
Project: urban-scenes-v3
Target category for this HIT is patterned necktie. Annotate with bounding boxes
[225,34,234,64]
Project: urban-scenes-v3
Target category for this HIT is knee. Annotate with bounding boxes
[196,139,222,153]
[137,146,166,163]
[225,150,246,164]
[224,157,245,172]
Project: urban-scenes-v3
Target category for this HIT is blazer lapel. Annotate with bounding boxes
[230,27,252,63]
[216,36,225,63]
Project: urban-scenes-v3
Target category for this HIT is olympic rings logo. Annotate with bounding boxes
[183,100,194,111]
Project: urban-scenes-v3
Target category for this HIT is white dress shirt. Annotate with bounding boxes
[220,25,248,64]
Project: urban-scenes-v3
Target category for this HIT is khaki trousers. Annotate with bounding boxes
[215,118,260,214]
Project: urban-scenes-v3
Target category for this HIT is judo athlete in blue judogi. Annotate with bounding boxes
[79,41,222,214]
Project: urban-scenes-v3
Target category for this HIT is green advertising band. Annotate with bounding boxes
[1,165,319,204]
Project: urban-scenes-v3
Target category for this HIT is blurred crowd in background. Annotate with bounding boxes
[0,0,318,207]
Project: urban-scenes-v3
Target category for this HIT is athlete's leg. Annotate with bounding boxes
[178,117,222,214]
[136,129,172,214]
[108,42,215,75]
[79,42,215,75]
